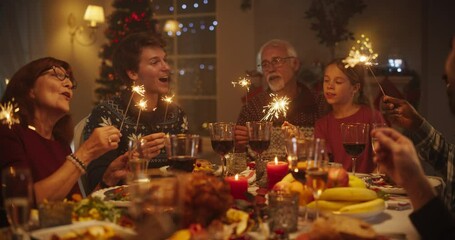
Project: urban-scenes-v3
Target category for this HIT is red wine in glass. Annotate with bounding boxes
[211,140,234,156]
[342,143,366,157]
[249,140,270,154]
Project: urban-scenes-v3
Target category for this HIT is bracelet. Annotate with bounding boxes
[67,154,87,173]
[66,155,86,174]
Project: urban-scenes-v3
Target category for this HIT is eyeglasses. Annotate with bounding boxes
[40,66,77,89]
[259,57,294,70]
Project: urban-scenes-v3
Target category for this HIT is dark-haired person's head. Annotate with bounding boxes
[112,32,168,87]
[1,57,75,143]
[445,36,455,114]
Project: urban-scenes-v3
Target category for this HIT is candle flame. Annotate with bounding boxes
[234,174,239,180]
[343,34,378,68]
[261,94,290,121]
[274,156,278,164]
[0,101,20,129]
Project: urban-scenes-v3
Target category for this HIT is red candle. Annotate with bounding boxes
[225,174,248,200]
[267,157,289,190]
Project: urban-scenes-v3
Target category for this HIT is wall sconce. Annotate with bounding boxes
[68,5,105,46]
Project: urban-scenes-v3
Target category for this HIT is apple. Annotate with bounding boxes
[272,180,291,192]
[326,167,349,188]
[289,181,314,206]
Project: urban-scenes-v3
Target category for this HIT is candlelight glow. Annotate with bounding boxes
[234,174,239,180]
[0,101,20,129]
[274,156,278,164]
[261,94,290,121]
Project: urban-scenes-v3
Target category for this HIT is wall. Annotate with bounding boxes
[35,0,455,141]
[41,0,111,125]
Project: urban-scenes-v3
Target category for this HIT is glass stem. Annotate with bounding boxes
[352,157,356,176]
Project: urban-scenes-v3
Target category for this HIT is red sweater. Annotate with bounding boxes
[0,124,79,200]
[314,106,384,173]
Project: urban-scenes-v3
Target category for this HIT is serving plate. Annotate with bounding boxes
[365,175,442,195]
[91,185,130,207]
[31,220,136,240]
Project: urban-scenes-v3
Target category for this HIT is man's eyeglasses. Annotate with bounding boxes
[40,66,77,89]
[259,57,294,70]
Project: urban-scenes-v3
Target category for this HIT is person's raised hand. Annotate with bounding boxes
[140,132,166,159]
[76,126,122,163]
[381,95,424,131]
[102,152,129,187]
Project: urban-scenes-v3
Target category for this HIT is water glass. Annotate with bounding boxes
[268,190,299,233]
[2,167,33,239]
[165,134,200,172]
[128,139,149,179]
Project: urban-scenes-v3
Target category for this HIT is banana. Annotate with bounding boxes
[348,175,367,188]
[281,173,295,183]
[307,200,360,211]
[338,198,385,213]
[319,187,377,201]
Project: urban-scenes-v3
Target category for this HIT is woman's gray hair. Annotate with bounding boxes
[256,39,298,72]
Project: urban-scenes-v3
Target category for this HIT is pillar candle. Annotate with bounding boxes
[225,174,248,200]
[267,157,289,190]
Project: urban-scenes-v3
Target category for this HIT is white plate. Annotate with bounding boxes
[31,220,136,240]
[91,185,130,207]
[367,175,442,195]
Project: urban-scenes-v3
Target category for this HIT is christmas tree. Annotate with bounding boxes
[95,0,159,102]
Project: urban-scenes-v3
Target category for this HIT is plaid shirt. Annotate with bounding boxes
[408,120,455,211]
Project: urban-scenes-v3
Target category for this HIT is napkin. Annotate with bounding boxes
[239,169,256,184]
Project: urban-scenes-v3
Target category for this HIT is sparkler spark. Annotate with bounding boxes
[343,34,379,68]
[261,94,290,121]
[161,95,175,122]
[120,84,145,131]
[132,85,145,97]
[231,77,251,92]
[161,95,174,104]
[134,99,148,134]
[0,101,20,129]
[343,34,385,96]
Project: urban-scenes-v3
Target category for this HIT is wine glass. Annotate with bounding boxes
[246,121,272,186]
[208,122,235,177]
[2,167,33,240]
[305,138,328,219]
[341,123,369,175]
[285,136,309,185]
[128,139,150,180]
[371,122,388,174]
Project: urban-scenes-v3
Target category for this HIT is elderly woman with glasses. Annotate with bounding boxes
[0,57,128,210]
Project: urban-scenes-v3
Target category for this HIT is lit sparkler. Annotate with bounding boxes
[343,34,385,96]
[232,76,252,105]
[120,84,145,131]
[0,101,20,129]
[161,94,174,122]
[261,94,290,121]
[134,99,148,134]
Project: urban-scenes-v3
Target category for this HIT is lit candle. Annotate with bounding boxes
[225,174,248,200]
[267,156,289,190]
